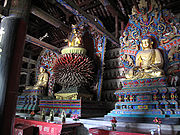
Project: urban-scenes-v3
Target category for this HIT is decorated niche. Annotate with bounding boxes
[53,22,107,100]
[119,0,179,83]
[36,49,59,97]
[104,0,180,123]
[36,20,106,100]
[53,24,95,98]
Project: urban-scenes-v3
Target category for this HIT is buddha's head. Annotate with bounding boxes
[72,24,78,34]
[39,66,46,73]
[141,37,153,50]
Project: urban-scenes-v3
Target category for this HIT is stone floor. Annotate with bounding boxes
[16,113,180,135]
[78,117,180,135]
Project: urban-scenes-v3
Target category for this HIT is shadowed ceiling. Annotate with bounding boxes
[1,0,180,58]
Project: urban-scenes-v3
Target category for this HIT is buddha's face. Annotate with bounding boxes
[40,67,45,73]
[141,38,151,48]
[72,29,77,34]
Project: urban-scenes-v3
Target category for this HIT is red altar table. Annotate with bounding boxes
[89,126,151,135]
[14,118,81,135]
[14,124,34,135]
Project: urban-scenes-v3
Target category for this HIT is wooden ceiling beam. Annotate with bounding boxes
[22,57,37,65]
[31,5,71,33]
[82,1,101,11]
[99,5,107,17]
[165,1,180,8]
[117,0,126,16]
[30,23,50,34]
[99,0,125,20]
[99,0,124,38]
[77,0,94,7]
[57,0,120,46]
[55,3,73,17]
[47,0,75,27]
[26,34,60,53]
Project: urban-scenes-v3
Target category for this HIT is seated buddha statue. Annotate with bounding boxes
[26,66,49,90]
[125,37,164,80]
[64,24,82,47]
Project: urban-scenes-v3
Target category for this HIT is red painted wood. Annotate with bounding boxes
[14,124,34,135]
[14,118,82,135]
[14,118,62,135]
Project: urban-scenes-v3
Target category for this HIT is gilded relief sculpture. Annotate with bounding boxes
[168,45,180,62]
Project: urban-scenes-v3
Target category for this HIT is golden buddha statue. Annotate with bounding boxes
[25,66,49,90]
[64,24,82,47]
[61,24,86,55]
[125,37,164,80]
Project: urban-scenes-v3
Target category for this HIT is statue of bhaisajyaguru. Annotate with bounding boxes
[125,37,164,80]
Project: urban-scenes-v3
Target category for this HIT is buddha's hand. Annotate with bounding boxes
[64,39,69,42]
[133,66,140,70]
[145,64,156,69]
[150,64,161,69]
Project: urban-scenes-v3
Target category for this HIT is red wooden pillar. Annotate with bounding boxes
[0,0,31,134]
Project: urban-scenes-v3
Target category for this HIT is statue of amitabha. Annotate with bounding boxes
[125,37,164,80]
[25,66,49,90]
